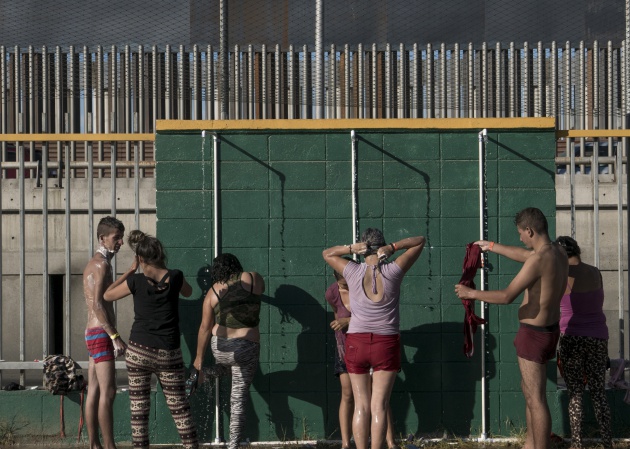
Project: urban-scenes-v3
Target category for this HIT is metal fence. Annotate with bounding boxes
[1,41,630,131]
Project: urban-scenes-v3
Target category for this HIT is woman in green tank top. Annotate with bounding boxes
[193,253,265,449]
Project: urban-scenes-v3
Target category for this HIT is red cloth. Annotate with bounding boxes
[459,243,487,358]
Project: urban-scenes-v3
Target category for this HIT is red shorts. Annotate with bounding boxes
[344,333,401,374]
[514,322,560,364]
[85,327,115,364]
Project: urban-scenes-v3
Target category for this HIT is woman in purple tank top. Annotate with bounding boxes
[325,263,397,449]
[323,228,425,449]
[556,236,611,449]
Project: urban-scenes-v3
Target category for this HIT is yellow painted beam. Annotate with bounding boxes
[156,117,556,132]
[556,129,630,138]
[0,133,154,142]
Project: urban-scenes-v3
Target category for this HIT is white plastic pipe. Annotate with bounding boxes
[351,130,358,248]
[211,131,222,443]
[478,128,488,440]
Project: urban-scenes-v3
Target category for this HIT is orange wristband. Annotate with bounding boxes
[488,241,495,251]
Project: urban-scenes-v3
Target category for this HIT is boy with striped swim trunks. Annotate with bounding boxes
[83,216,127,449]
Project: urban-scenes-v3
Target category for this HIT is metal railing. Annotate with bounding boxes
[0,129,627,385]
[1,42,630,129]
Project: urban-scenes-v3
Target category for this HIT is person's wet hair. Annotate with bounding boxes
[514,207,548,234]
[128,230,167,268]
[360,228,386,256]
[97,216,124,239]
[211,253,244,284]
[556,236,581,258]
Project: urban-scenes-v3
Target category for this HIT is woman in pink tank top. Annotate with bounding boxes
[323,228,426,449]
[556,236,611,449]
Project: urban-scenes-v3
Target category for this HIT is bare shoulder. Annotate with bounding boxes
[83,256,108,277]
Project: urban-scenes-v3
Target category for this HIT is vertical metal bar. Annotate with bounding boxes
[451,43,462,118]
[248,45,254,120]
[427,43,434,118]
[468,43,474,118]
[565,42,571,130]
[64,140,71,356]
[400,43,407,118]
[192,44,199,121]
[14,46,21,134]
[97,46,104,177]
[138,45,145,178]
[219,0,228,120]
[580,41,586,129]
[372,43,378,119]
[263,44,268,119]
[19,143,25,384]
[345,44,351,119]
[509,42,516,118]
[495,43,502,118]
[385,43,391,118]
[208,45,215,120]
[69,46,77,178]
[42,142,49,356]
[439,43,446,118]
[329,44,335,119]
[569,136,575,237]
[274,44,280,119]
[412,43,419,118]
[125,45,131,177]
[537,41,545,117]
[41,47,49,356]
[593,41,600,130]
[110,45,117,133]
[358,44,364,119]
[153,45,158,130]
[608,42,614,174]
[314,0,324,119]
[551,42,558,119]
[625,0,630,362]
[178,45,185,120]
[165,44,172,120]
[615,129,628,360]
[523,42,529,117]
[481,43,487,118]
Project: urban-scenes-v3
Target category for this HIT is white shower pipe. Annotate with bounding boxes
[351,130,359,250]
[212,131,222,443]
[478,128,488,440]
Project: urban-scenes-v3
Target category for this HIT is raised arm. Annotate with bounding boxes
[322,244,356,274]
[455,254,541,304]
[376,236,426,273]
[477,240,533,263]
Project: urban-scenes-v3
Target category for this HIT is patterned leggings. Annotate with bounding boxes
[558,334,612,449]
[125,341,198,449]
[210,336,259,449]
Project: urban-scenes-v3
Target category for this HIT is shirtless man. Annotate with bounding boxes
[83,216,128,449]
[455,207,568,449]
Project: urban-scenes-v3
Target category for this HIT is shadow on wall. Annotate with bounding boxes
[398,322,497,437]
[253,284,329,440]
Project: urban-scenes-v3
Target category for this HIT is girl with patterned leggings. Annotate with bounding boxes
[556,236,612,449]
[193,253,265,449]
[104,230,198,449]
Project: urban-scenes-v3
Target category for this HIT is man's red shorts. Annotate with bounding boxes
[514,322,560,364]
[85,327,115,364]
[344,333,401,374]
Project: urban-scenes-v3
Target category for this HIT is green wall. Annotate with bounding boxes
[2,122,628,445]
[151,125,629,442]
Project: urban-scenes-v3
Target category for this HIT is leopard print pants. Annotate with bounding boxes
[558,334,612,449]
